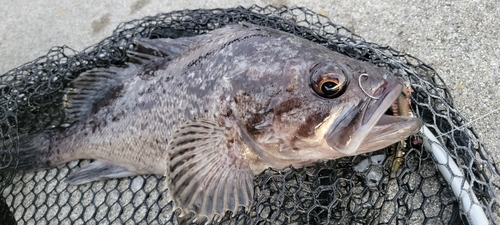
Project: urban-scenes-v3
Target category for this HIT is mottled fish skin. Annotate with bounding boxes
[1,23,422,222]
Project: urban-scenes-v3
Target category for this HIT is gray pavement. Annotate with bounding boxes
[0,0,498,192]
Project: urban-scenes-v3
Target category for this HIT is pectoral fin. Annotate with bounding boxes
[166,120,254,222]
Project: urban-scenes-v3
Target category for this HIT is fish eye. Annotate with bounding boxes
[310,63,349,98]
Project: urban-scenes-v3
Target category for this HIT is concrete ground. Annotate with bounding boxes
[0,0,498,213]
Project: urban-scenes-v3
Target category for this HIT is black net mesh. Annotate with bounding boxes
[1,5,499,225]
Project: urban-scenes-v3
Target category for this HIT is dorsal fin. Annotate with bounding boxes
[132,36,201,59]
[62,35,202,124]
[62,65,138,123]
[127,36,202,68]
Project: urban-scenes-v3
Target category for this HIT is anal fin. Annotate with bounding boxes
[65,161,139,185]
[166,120,254,222]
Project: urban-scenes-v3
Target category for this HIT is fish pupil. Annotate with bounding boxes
[321,82,339,95]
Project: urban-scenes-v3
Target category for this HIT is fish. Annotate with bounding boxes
[0,23,422,222]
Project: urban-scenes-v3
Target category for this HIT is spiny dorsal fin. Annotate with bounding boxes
[132,37,200,59]
[127,36,202,73]
[166,120,254,222]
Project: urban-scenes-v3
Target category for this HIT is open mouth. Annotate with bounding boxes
[326,82,422,155]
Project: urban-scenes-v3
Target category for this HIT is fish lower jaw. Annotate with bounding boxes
[324,115,422,157]
[357,115,422,153]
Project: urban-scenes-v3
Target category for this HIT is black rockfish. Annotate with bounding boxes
[1,23,422,221]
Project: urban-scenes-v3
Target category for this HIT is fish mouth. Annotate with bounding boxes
[325,81,422,155]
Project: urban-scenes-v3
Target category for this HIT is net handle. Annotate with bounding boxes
[421,125,488,225]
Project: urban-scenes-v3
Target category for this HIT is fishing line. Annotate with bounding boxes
[434,106,500,139]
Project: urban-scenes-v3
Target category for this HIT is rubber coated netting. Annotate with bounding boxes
[0,5,499,225]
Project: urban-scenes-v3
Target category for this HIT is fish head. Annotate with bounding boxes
[300,60,423,156]
[237,46,422,166]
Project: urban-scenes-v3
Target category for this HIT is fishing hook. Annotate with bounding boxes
[358,73,380,99]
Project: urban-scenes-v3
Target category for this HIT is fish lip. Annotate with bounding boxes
[325,79,420,155]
